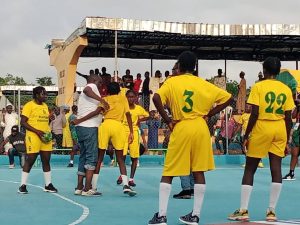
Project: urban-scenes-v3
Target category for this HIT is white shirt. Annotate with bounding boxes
[77,83,103,127]
[3,112,18,138]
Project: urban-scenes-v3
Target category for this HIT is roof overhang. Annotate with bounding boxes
[50,17,300,61]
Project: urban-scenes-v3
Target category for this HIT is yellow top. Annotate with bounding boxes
[238,113,250,133]
[123,104,149,131]
[22,100,50,132]
[157,74,231,120]
[103,95,130,122]
[247,79,295,120]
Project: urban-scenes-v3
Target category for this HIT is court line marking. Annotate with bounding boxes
[0,179,89,225]
[255,221,300,224]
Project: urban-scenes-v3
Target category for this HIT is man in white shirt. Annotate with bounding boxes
[2,104,18,153]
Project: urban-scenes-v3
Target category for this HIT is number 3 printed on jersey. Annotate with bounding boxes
[265,91,287,114]
[182,90,194,112]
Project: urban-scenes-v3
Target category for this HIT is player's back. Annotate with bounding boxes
[103,95,129,122]
[158,74,231,120]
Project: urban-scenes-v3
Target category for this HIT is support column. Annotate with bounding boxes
[50,36,88,107]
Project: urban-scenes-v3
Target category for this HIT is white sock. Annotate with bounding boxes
[21,171,29,185]
[70,160,74,164]
[44,171,51,186]
[192,184,206,217]
[240,185,253,210]
[269,182,282,210]
[121,175,128,186]
[159,183,172,217]
[92,174,99,190]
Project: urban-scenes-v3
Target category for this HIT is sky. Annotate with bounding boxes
[0,0,300,88]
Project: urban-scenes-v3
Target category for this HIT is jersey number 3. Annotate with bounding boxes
[265,91,287,114]
[182,90,194,112]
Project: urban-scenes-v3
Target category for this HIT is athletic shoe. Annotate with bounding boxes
[9,164,15,169]
[74,188,82,195]
[128,179,136,187]
[258,162,264,168]
[266,208,277,221]
[81,189,102,196]
[18,184,28,194]
[67,163,74,167]
[137,160,140,167]
[282,173,295,181]
[148,212,167,225]
[44,183,58,193]
[228,209,249,221]
[173,190,192,199]
[117,175,123,185]
[123,185,137,196]
[179,212,199,225]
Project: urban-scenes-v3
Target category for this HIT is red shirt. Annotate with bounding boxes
[133,79,142,93]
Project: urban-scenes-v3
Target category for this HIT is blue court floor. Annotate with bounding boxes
[0,155,299,225]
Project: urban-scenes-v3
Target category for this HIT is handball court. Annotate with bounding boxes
[0,155,299,225]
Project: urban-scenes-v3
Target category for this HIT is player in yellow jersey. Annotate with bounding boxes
[117,90,149,187]
[228,57,294,222]
[74,82,136,196]
[148,51,232,225]
[18,86,58,194]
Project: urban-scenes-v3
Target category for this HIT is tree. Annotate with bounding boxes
[0,74,27,85]
[36,76,55,86]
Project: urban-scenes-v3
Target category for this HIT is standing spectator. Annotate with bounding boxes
[133,73,143,94]
[74,75,108,196]
[95,68,101,76]
[2,104,18,153]
[237,71,247,114]
[18,86,58,194]
[122,69,134,90]
[149,70,162,111]
[73,83,80,106]
[164,71,170,79]
[67,105,79,167]
[0,125,26,168]
[141,71,150,111]
[214,68,226,90]
[50,106,66,149]
[100,67,112,96]
[257,71,264,82]
[146,110,160,154]
[76,69,94,81]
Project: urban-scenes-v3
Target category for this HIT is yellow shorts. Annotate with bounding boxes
[98,119,125,150]
[26,131,52,154]
[247,119,287,158]
[62,130,73,148]
[123,129,140,158]
[163,117,215,176]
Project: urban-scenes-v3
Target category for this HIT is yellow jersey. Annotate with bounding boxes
[123,104,149,130]
[103,95,130,122]
[238,113,250,133]
[156,74,231,120]
[22,100,50,132]
[247,79,295,120]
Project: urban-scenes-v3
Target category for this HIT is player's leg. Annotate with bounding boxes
[8,148,17,168]
[91,149,106,191]
[283,146,299,180]
[40,150,57,193]
[129,130,140,187]
[19,153,39,194]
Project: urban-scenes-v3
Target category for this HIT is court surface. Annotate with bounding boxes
[0,156,299,225]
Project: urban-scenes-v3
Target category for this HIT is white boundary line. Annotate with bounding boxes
[255,221,300,225]
[0,179,89,225]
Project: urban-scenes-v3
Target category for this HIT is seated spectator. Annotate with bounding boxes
[0,125,26,168]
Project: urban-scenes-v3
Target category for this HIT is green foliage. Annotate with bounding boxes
[226,80,239,98]
[36,77,55,86]
[6,95,56,109]
[0,74,27,85]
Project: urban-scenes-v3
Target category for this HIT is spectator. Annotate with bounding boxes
[73,83,80,106]
[100,67,112,96]
[213,68,226,90]
[149,70,162,111]
[146,110,160,154]
[2,104,18,153]
[122,69,134,90]
[237,71,247,114]
[0,125,26,169]
[76,69,94,81]
[67,105,79,167]
[133,73,142,94]
[141,71,150,111]
[257,71,264,82]
[95,68,101,76]
[50,106,66,149]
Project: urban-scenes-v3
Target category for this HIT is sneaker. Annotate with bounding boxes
[137,160,140,167]
[179,212,199,225]
[74,188,82,195]
[18,184,28,194]
[44,183,58,193]
[258,162,264,168]
[67,163,74,167]
[117,175,123,185]
[228,209,249,221]
[123,185,137,196]
[9,164,15,169]
[148,212,167,225]
[282,173,295,181]
[173,190,192,199]
[266,208,277,221]
[128,179,136,187]
[81,189,102,196]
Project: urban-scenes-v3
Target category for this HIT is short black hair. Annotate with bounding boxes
[126,89,137,96]
[108,82,120,95]
[177,51,197,72]
[71,105,78,112]
[33,86,46,99]
[263,57,281,75]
